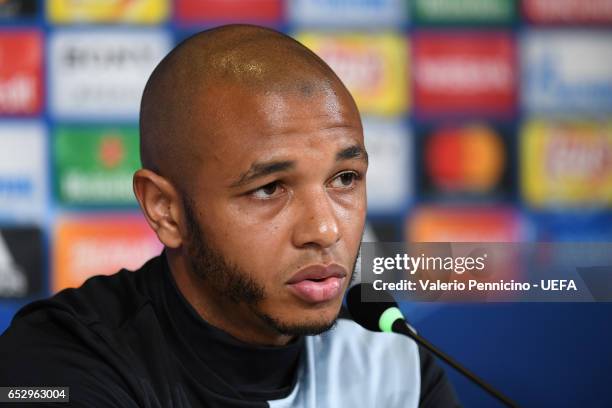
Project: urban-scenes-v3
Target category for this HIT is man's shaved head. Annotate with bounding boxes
[135,24,366,346]
[139,24,356,188]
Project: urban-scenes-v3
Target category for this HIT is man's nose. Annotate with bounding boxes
[291,187,342,250]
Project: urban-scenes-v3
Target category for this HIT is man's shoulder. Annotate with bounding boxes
[0,255,166,406]
[8,254,162,332]
[0,254,164,372]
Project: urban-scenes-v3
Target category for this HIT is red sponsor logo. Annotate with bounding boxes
[0,31,43,115]
[524,0,612,24]
[176,0,281,23]
[413,33,516,116]
[99,135,125,169]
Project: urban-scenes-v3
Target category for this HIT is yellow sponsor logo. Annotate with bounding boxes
[296,32,408,116]
[48,0,169,23]
[521,120,612,207]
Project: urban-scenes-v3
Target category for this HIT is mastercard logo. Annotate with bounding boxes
[424,124,505,193]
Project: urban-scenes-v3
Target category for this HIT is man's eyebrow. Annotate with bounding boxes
[229,160,295,188]
[337,145,368,164]
[229,145,367,188]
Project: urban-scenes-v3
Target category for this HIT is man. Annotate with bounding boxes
[0,25,459,407]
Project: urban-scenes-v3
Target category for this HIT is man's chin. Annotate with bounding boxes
[269,318,338,337]
[256,307,341,337]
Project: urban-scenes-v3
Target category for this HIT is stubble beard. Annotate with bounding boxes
[183,196,359,337]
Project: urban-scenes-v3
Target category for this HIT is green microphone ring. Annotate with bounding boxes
[378,306,404,333]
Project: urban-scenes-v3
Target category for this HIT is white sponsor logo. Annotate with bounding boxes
[417,0,512,19]
[317,46,384,91]
[0,233,27,297]
[68,237,160,278]
[416,57,513,93]
[289,0,406,26]
[522,31,612,113]
[49,29,171,119]
[62,172,134,202]
[363,119,411,212]
[0,123,46,221]
[545,129,611,180]
[0,74,37,113]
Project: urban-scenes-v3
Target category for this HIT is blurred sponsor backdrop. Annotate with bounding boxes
[0,0,611,406]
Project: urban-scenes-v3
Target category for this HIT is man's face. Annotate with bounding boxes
[182,83,367,336]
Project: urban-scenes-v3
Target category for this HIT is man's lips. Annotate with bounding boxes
[286,264,347,303]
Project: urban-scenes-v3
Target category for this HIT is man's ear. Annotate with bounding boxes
[133,169,184,248]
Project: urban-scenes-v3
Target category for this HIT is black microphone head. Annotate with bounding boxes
[346,283,400,332]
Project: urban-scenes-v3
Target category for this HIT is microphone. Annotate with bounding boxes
[346,283,518,408]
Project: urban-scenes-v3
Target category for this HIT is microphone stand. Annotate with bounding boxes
[392,320,519,408]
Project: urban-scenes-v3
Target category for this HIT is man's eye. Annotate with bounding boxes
[329,171,360,189]
[252,181,283,199]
